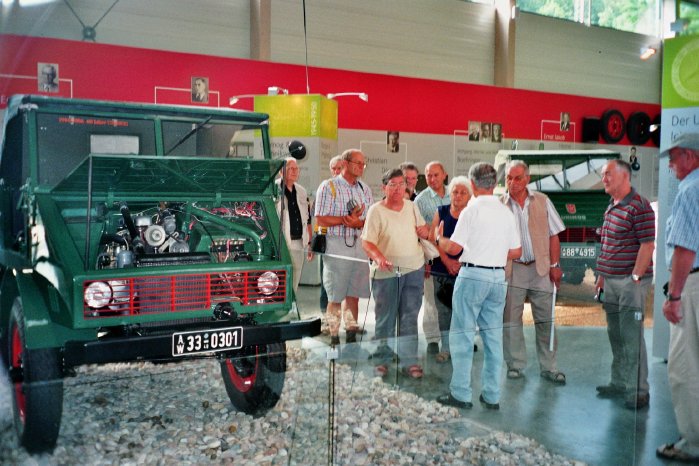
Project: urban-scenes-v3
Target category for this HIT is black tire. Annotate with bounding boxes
[8,298,64,453]
[626,111,651,145]
[600,109,626,143]
[563,269,586,285]
[220,342,286,417]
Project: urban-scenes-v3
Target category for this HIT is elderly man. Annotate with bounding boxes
[656,134,699,463]
[276,158,312,293]
[595,159,655,410]
[399,161,420,200]
[319,155,346,335]
[315,149,374,346]
[502,160,566,384]
[415,161,450,354]
[435,162,521,410]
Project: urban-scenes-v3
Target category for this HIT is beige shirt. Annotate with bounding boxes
[362,200,425,278]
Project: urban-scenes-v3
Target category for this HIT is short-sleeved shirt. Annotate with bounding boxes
[597,188,655,278]
[450,195,520,268]
[432,204,461,276]
[314,175,374,237]
[362,201,425,278]
[666,167,699,268]
[415,186,450,224]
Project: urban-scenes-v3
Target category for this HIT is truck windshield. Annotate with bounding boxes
[36,113,265,187]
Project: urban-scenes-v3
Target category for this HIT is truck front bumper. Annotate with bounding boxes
[63,317,321,366]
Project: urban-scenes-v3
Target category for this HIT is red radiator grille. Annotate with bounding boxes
[83,270,287,319]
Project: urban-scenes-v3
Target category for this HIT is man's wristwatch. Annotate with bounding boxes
[667,294,682,302]
[632,273,641,283]
[550,262,560,268]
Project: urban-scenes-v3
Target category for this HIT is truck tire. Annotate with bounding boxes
[8,298,63,453]
[563,269,586,285]
[220,342,286,417]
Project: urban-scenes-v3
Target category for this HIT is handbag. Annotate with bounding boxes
[413,204,440,261]
[310,226,327,254]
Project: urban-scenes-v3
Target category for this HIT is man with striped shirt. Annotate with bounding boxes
[595,159,655,410]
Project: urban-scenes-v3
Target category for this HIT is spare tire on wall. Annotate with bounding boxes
[600,109,626,143]
[626,111,651,145]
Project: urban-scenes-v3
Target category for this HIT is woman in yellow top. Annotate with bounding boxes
[362,168,430,379]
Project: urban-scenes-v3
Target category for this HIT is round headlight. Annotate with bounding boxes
[257,271,279,296]
[84,281,112,308]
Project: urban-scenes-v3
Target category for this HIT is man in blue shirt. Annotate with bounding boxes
[656,133,699,464]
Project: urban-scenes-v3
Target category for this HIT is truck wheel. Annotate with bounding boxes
[563,269,586,285]
[220,342,286,417]
[8,298,63,453]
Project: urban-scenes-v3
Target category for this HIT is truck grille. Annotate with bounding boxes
[83,270,287,318]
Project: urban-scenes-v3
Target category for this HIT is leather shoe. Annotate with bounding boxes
[596,384,626,398]
[479,394,500,410]
[345,331,357,344]
[625,392,650,410]
[437,393,472,409]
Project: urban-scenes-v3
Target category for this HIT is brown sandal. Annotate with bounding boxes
[435,351,451,363]
[374,364,389,377]
[401,364,424,379]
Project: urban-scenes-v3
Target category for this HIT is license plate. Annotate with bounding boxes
[172,326,243,357]
[560,246,596,259]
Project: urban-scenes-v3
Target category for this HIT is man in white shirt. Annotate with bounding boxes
[435,162,521,410]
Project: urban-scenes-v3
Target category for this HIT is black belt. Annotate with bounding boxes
[514,260,535,266]
[691,267,699,275]
[462,262,505,270]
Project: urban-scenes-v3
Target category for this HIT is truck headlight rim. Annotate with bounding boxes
[84,281,113,308]
[257,271,279,296]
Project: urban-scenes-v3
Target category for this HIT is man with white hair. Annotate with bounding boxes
[656,134,699,463]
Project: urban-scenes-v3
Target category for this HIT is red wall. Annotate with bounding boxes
[0,34,659,145]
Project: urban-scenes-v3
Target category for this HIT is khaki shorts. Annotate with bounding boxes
[322,235,370,302]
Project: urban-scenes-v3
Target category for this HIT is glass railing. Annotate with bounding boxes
[0,249,663,465]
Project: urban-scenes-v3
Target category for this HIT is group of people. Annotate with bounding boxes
[275,137,699,461]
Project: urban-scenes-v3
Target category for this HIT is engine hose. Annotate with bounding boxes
[187,205,264,257]
[119,202,144,253]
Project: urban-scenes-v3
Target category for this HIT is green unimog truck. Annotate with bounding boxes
[0,95,320,453]
[494,149,621,284]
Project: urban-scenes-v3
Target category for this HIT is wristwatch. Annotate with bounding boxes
[632,274,641,283]
[436,235,441,245]
[667,294,682,302]
[550,262,560,268]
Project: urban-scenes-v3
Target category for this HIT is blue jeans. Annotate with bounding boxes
[371,266,424,368]
[450,266,507,404]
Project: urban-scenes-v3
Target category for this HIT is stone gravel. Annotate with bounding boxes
[0,346,585,465]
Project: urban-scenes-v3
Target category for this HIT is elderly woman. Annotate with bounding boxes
[429,176,472,363]
[362,168,430,378]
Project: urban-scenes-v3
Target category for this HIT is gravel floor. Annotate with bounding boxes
[1,346,585,465]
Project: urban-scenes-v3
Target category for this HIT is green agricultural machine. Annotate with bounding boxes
[495,149,621,284]
[0,95,319,453]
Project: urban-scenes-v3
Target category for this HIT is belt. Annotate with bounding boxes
[514,260,535,266]
[461,262,505,270]
[691,267,699,275]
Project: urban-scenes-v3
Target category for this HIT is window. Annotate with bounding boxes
[517,0,661,36]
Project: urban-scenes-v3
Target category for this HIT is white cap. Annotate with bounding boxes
[660,133,699,157]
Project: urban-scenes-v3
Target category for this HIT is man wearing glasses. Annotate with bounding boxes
[315,149,374,345]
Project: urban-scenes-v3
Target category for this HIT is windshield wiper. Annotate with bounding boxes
[165,116,213,155]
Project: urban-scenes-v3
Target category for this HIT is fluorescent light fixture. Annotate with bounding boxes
[640,47,656,60]
[19,0,57,5]
[229,94,256,106]
[326,92,368,102]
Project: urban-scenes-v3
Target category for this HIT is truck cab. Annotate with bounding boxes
[494,149,621,284]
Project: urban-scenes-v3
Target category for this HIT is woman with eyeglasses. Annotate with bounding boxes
[362,168,430,379]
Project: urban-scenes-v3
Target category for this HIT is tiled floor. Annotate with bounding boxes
[294,283,680,466]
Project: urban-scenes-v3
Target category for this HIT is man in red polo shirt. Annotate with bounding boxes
[595,159,655,410]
